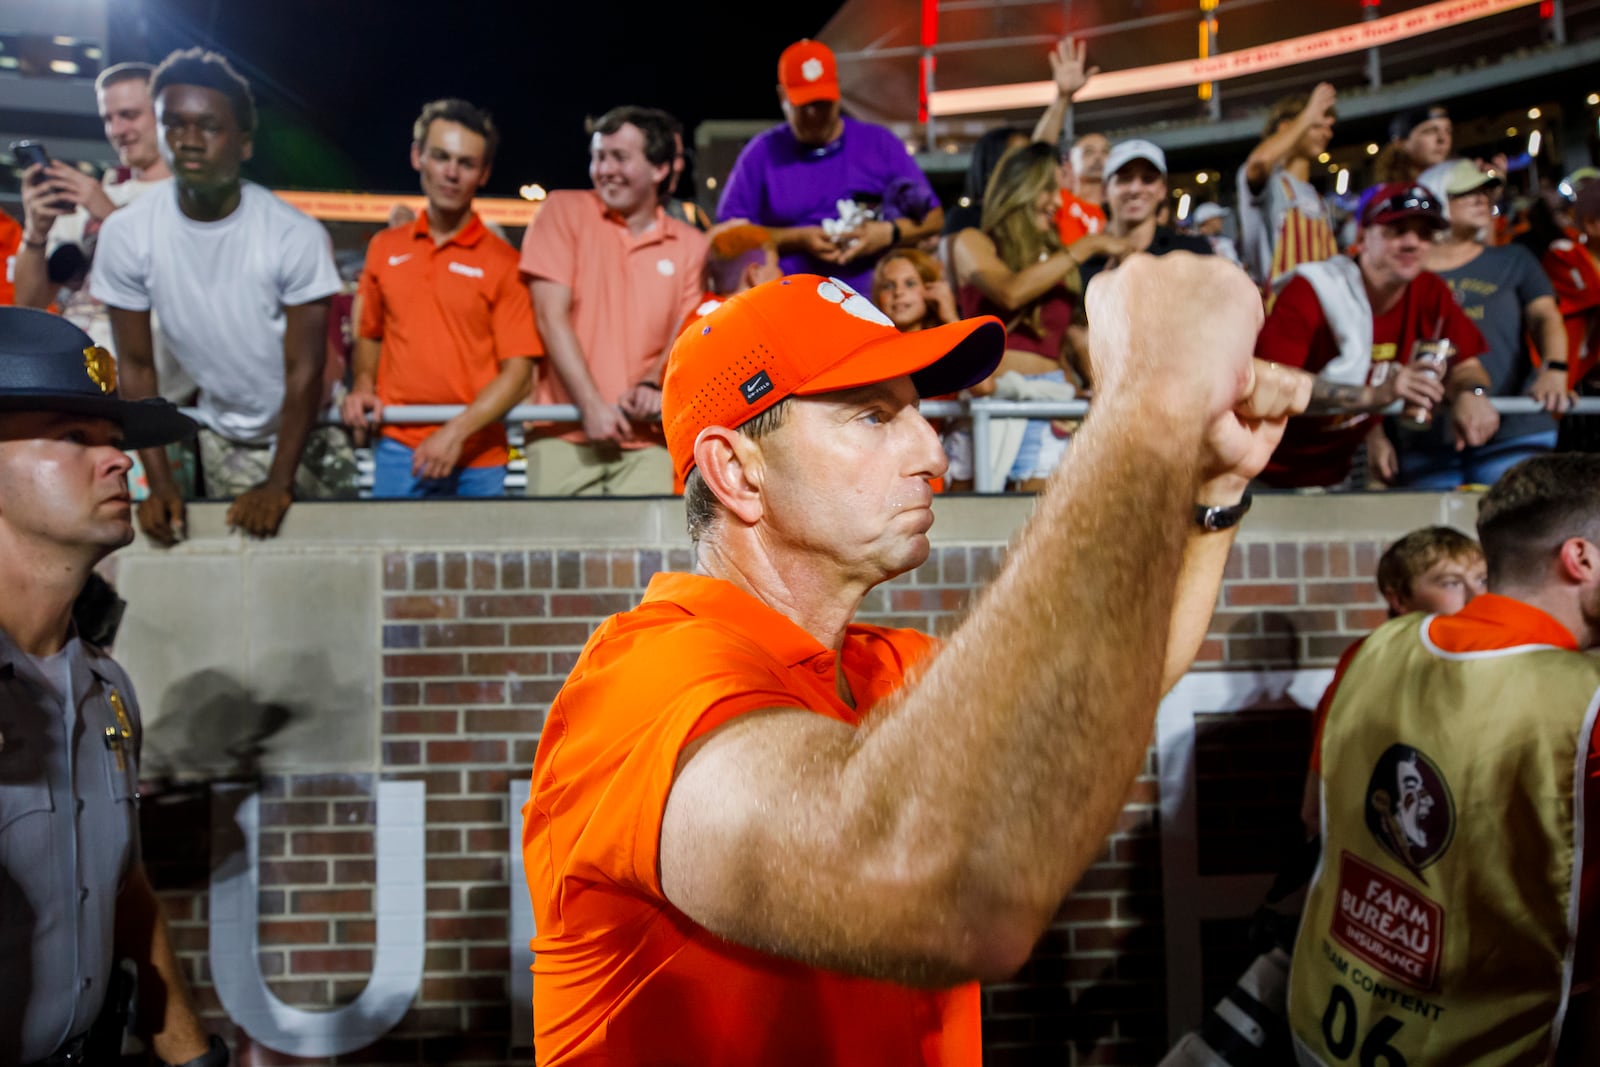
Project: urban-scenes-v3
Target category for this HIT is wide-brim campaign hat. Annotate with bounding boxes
[663,274,1004,483]
[0,307,197,449]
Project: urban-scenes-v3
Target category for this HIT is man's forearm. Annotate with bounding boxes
[855,389,1204,953]
[541,320,607,412]
[1031,96,1069,146]
[109,308,179,492]
[266,303,331,491]
[350,336,381,392]
[1243,118,1308,187]
[1163,520,1239,694]
[768,226,820,254]
[1305,376,1380,414]
[13,242,54,309]
[448,358,534,438]
[117,866,210,1063]
[1444,359,1491,397]
[266,363,322,490]
[899,206,945,245]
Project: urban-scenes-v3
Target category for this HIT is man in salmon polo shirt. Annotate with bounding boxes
[519,105,708,496]
[522,258,1314,1065]
[343,98,539,497]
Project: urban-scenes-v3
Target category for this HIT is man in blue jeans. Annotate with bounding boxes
[343,98,540,497]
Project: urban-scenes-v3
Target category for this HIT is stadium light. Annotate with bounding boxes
[1336,169,1350,195]
[1366,143,1379,155]
[1528,130,1542,156]
[1527,107,1541,119]
[1196,172,1208,184]
[1177,193,1192,220]
[1317,152,1331,163]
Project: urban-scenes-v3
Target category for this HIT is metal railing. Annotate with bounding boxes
[186,397,1600,496]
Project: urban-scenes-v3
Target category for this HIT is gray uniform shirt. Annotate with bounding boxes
[0,627,143,1063]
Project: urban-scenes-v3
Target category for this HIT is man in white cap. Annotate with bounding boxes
[1077,139,1211,291]
[1191,202,1242,266]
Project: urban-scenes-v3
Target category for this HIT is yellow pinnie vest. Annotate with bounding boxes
[1288,613,1600,1066]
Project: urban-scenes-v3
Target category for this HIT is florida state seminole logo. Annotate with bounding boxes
[1363,743,1455,883]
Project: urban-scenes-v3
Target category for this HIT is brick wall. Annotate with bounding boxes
[125,498,1447,1067]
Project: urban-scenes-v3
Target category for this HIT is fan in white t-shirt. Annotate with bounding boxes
[92,47,347,544]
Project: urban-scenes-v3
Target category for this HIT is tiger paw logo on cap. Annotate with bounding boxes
[801,58,825,82]
[817,278,894,327]
[1364,743,1455,883]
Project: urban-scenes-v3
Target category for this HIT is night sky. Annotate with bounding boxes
[134,0,845,197]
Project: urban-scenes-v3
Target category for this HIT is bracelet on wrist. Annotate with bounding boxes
[889,219,904,245]
[1544,361,1568,372]
[1194,491,1252,532]
[23,235,47,249]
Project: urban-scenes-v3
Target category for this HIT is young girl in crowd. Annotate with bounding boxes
[871,248,958,333]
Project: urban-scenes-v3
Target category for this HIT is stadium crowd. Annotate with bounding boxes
[4,26,1600,1067]
[3,36,1598,522]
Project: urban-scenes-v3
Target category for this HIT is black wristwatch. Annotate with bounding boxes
[1195,491,1252,532]
[169,1034,229,1067]
[889,218,904,245]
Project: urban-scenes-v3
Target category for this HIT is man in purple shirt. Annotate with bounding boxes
[716,39,944,295]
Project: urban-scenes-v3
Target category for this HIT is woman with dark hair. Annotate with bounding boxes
[942,127,1029,236]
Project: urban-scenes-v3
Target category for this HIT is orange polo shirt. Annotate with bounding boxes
[1056,191,1105,247]
[0,208,22,306]
[358,211,540,467]
[1309,594,1582,773]
[523,572,982,1066]
[518,190,708,449]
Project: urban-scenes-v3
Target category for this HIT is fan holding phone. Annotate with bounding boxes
[10,64,197,412]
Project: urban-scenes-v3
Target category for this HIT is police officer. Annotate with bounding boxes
[0,308,225,1066]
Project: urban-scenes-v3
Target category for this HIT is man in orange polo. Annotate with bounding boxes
[521,259,1314,1064]
[519,105,708,496]
[342,98,538,497]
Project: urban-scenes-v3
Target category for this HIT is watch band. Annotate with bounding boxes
[1195,490,1252,532]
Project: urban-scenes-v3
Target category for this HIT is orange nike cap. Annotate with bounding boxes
[778,39,840,106]
[662,274,1004,483]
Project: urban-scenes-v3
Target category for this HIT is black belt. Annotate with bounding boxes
[22,1032,89,1067]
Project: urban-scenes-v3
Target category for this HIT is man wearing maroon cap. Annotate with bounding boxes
[717,39,945,295]
[1255,182,1494,489]
[522,261,1314,1065]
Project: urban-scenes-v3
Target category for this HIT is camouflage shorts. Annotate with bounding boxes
[198,425,359,500]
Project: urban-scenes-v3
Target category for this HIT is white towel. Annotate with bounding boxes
[1276,256,1373,386]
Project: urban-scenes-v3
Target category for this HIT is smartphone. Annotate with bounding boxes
[10,140,73,211]
[11,139,50,177]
